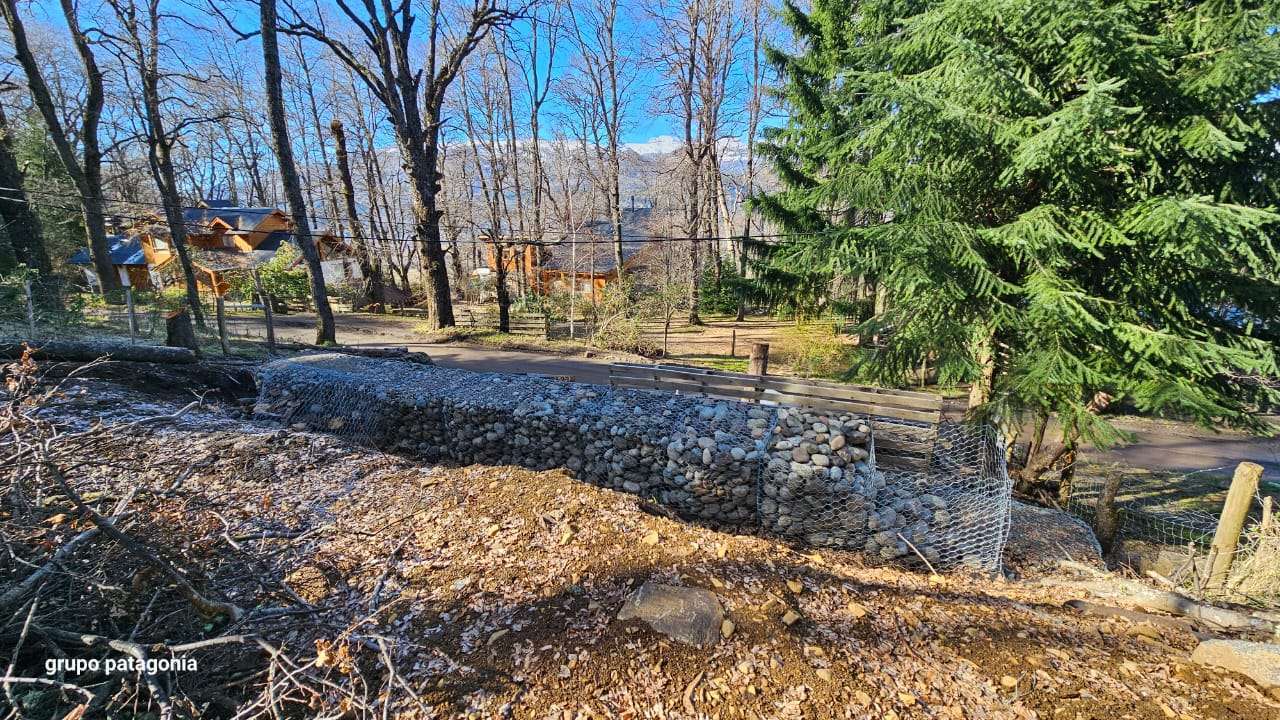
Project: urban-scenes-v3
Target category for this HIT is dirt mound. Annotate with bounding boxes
[1004,500,1103,574]
[4,373,1276,719]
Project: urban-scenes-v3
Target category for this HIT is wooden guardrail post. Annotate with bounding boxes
[1208,461,1263,587]
[215,296,230,355]
[252,269,276,353]
[23,278,36,338]
[748,342,769,376]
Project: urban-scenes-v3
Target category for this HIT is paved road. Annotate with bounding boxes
[232,313,1280,480]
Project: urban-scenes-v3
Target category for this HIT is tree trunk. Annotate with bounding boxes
[495,244,511,334]
[0,0,120,296]
[165,308,199,354]
[0,102,51,280]
[118,0,206,329]
[688,236,702,325]
[412,120,455,329]
[1015,392,1115,494]
[1094,472,1125,554]
[330,120,386,312]
[260,0,335,344]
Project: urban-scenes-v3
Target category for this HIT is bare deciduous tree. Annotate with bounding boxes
[105,0,214,331]
[1,0,120,295]
[275,0,522,330]
[568,0,630,280]
[330,118,386,311]
[261,0,336,344]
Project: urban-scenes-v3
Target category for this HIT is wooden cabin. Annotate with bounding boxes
[135,203,352,296]
[482,207,655,301]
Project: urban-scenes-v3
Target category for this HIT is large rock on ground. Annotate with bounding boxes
[1191,639,1280,699]
[617,581,724,647]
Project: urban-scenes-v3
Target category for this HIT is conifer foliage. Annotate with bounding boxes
[755,0,1280,486]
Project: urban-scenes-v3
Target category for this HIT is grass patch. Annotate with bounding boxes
[667,354,750,373]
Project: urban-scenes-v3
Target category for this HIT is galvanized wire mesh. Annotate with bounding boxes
[255,354,1014,571]
[1066,470,1280,607]
[0,274,278,347]
[1065,470,1225,547]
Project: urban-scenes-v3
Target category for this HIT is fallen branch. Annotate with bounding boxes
[0,526,99,611]
[0,340,196,364]
[0,676,94,701]
[43,457,245,622]
[1052,561,1275,634]
[1063,599,1202,637]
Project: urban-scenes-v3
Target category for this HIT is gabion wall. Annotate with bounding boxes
[254,354,1011,570]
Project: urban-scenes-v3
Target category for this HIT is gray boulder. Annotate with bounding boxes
[1191,639,1280,699]
[617,581,725,647]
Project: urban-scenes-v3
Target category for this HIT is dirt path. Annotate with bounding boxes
[227,311,1279,479]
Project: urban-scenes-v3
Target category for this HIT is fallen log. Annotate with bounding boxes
[1051,561,1276,635]
[269,341,434,365]
[1063,599,1205,638]
[0,340,197,364]
[31,359,258,400]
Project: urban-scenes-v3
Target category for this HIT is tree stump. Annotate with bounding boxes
[166,307,199,352]
[748,342,770,376]
[1093,472,1125,554]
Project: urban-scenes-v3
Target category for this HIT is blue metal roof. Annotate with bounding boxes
[68,236,146,266]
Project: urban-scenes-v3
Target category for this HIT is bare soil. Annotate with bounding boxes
[3,368,1277,719]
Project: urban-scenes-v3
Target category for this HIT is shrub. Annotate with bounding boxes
[771,322,857,379]
[227,243,310,303]
[590,282,658,355]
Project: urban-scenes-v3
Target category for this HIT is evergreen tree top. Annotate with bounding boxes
[755,0,1280,444]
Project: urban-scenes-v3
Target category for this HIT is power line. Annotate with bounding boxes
[0,185,831,246]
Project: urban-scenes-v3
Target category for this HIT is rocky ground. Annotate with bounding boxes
[2,367,1277,719]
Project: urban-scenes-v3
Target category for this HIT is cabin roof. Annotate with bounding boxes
[182,206,282,233]
[540,241,648,273]
[68,236,146,266]
[190,247,278,272]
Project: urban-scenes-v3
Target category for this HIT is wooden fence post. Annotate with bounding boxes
[125,286,139,342]
[748,342,769,376]
[23,278,35,338]
[1208,462,1263,587]
[252,269,276,353]
[730,327,737,358]
[215,296,230,355]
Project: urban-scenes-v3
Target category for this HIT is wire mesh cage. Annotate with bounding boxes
[254,353,1015,571]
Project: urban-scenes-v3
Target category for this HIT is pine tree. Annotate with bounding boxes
[755,0,1280,491]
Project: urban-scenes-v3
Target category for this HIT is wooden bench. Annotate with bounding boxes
[607,362,944,470]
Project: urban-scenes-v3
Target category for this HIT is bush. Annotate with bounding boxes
[326,280,365,308]
[590,282,658,355]
[227,243,310,303]
[772,322,858,378]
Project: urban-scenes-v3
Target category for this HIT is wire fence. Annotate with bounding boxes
[1066,468,1279,607]
[0,274,293,350]
[1065,469,1229,548]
